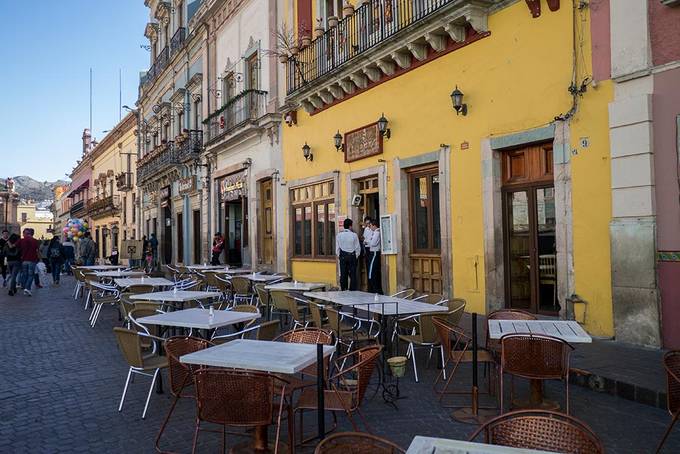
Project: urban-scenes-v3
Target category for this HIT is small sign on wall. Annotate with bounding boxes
[380,214,397,255]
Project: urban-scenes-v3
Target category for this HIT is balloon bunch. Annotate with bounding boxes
[62,218,89,242]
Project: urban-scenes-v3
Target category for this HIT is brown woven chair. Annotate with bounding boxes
[113,327,168,419]
[469,409,603,454]
[275,327,335,381]
[314,432,405,453]
[295,345,383,441]
[191,369,289,454]
[390,289,416,300]
[500,333,573,414]
[231,275,253,304]
[432,317,478,400]
[486,309,537,356]
[657,350,680,453]
[155,336,211,453]
[125,284,155,294]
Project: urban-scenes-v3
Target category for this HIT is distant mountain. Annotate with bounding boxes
[0,176,68,203]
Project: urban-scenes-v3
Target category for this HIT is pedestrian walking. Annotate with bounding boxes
[0,229,9,287]
[79,232,97,266]
[149,233,158,269]
[62,237,75,275]
[18,228,40,296]
[3,233,21,296]
[47,236,65,286]
[367,218,383,294]
[211,232,225,265]
[335,218,361,291]
[40,240,51,273]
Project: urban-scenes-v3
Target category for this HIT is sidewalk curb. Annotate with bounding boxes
[570,367,667,410]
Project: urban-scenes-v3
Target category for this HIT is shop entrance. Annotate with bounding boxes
[259,179,274,266]
[407,165,442,295]
[223,198,247,266]
[502,143,557,314]
[163,205,172,265]
[355,176,380,291]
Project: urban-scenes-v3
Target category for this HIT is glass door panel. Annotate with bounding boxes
[536,187,557,312]
[506,190,531,310]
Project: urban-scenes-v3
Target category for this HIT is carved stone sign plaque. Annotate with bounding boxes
[344,123,383,163]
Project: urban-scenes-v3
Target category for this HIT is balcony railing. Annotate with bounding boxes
[70,200,88,217]
[140,46,170,89]
[115,172,133,191]
[88,195,121,220]
[136,131,203,184]
[175,129,203,160]
[205,90,267,142]
[287,0,455,94]
[170,27,186,56]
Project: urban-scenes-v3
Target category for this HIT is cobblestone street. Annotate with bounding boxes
[0,278,678,453]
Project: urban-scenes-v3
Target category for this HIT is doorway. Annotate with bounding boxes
[407,166,442,294]
[356,176,380,291]
[223,199,244,266]
[502,144,557,314]
[163,205,172,265]
[193,210,201,264]
[259,179,274,266]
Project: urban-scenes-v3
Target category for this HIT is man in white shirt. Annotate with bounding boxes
[362,217,373,281]
[367,218,383,294]
[336,218,361,291]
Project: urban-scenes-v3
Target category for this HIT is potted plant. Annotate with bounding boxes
[387,356,407,378]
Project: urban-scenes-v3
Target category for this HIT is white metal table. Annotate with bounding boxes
[487,319,592,344]
[137,307,259,330]
[246,273,285,283]
[186,264,227,271]
[130,290,222,308]
[80,265,125,271]
[209,267,254,275]
[303,291,448,316]
[114,277,173,288]
[265,282,326,292]
[407,436,557,454]
[181,339,335,446]
[96,270,146,278]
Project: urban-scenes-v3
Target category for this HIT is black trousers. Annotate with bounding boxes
[367,251,383,294]
[339,252,358,291]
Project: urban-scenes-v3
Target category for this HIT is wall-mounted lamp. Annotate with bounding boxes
[334,131,343,151]
[302,143,313,161]
[284,111,297,127]
[450,86,468,116]
[377,113,391,139]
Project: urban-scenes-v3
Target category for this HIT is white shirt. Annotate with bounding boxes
[363,226,373,247]
[336,229,361,258]
[368,228,381,252]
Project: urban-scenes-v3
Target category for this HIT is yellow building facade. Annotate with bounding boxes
[17,202,54,240]
[88,113,138,261]
[280,0,614,337]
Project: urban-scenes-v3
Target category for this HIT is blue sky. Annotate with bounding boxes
[0,0,149,181]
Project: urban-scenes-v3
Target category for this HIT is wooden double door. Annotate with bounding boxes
[408,166,442,294]
[259,179,274,266]
[502,144,558,314]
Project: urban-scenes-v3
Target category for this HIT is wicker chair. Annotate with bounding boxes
[231,276,253,305]
[89,282,120,328]
[325,306,378,354]
[155,336,211,453]
[314,432,405,454]
[125,284,155,294]
[657,350,680,453]
[295,345,383,440]
[275,327,335,380]
[469,410,603,454]
[500,334,573,414]
[213,274,233,307]
[191,369,289,454]
[390,289,416,300]
[113,327,168,419]
[212,319,282,344]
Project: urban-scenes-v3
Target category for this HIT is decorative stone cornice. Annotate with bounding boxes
[144,22,160,42]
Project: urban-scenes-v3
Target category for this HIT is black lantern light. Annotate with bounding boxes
[450,86,468,116]
[377,113,391,139]
[334,131,343,151]
[302,142,313,161]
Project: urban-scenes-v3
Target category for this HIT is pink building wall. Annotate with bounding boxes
[649,0,680,66]
[590,0,611,82]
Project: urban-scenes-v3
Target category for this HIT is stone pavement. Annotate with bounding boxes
[0,277,678,453]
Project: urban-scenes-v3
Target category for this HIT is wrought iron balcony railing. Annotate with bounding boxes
[170,27,187,56]
[175,129,203,160]
[136,131,203,184]
[205,90,267,142]
[140,46,170,89]
[70,199,88,217]
[287,0,456,94]
[88,195,121,220]
[115,172,133,191]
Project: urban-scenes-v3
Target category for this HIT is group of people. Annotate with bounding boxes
[336,216,382,293]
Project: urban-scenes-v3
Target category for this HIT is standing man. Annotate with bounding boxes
[149,233,159,269]
[362,217,373,286]
[79,232,97,266]
[0,229,8,287]
[18,228,40,296]
[61,236,75,275]
[367,218,383,294]
[335,218,361,291]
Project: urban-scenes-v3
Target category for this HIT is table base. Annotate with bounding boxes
[451,407,497,425]
[511,379,560,411]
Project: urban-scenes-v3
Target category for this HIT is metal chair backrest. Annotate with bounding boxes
[232,304,259,314]
[256,320,280,341]
[253,283,269,306]
[119,293,135,320]
[488,309,536,321]
[307,300,325,328]
[314,432,405,453]
[447,298,466,325]
[113,327,144,368]
[469,410,603,454]
[126,284,155,294]
[284,294,305,322]
[269,290,289,311]
[413,294,445,305]
[164,336,211,398]
[391,289,416,300]
[432,317,471,363]
[415,312,444,344]
[501,334,573,380]
[276,327,333,345]
[334,344,383,407]
[539,254,557,278]
[231,276,251,295]
[193,369,275,426]
[664,350,680,415]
